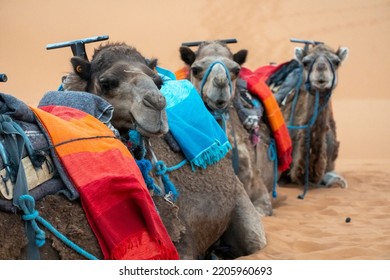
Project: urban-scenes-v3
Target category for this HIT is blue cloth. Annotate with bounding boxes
[158,67,231,170]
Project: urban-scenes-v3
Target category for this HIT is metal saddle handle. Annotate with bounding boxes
[181,38,237,47]
[46,35,109,60]
[290,38,324,52]
[0,74,7,83]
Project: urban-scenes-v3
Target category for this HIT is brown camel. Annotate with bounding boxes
[268,43,349,197]
[179,41,275,216]
[0,42,266,260]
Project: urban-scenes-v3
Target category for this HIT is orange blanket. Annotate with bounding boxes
[31,105,179,260]
[240,67,292,172]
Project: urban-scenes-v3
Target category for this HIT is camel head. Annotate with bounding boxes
[295,44,348,94]
[180,41,247,112]
[63,42,168,137]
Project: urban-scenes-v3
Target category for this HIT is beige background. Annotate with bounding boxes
[1,0,389,162]
[1,0,390,260]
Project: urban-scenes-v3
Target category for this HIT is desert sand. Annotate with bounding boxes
[0,0,389,260]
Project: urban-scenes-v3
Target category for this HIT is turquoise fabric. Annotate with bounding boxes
[158,67,231,170]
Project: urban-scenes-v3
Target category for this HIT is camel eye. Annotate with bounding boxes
[302,58,312,68]
[154,76,163,90]
[231,66,240,77]
[99,77,119,91]
[191,66,201,76]
[332,59,341,68]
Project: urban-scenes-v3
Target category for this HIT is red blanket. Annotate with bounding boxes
[240,67,292,172]
[31,105,179,260]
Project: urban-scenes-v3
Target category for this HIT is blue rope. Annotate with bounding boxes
[268,138,278,199]
[286,56,336,199]
[135,158,163,195]
[154,160,186,202]
[19,195,99,260]
[200,61,233,99]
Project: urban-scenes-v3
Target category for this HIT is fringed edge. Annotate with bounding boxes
[190,141,232,171]
[110,230,179,260]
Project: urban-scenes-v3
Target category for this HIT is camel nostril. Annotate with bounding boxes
[158,95,166,108]
[143,92,166,110]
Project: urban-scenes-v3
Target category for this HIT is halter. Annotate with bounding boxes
[199,60,233,101]
[287,56,336,199]
[197,60,240,174]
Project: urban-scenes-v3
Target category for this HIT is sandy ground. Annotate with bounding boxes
[1,0,389,260]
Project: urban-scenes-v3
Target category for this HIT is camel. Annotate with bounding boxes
[267,43,349,197]
[0,42,266,260]
[179,41,275,216]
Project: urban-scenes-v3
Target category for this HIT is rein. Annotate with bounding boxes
[128,130,181,203]
[199,60,233,100]
[287,57,336,199]
[197,60,240,175]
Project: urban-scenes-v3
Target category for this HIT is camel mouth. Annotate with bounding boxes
[207,101,228,112]
[129,111,168,138]
[135,124,166,138]
[311,80,333,92]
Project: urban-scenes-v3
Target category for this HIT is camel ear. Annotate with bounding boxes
[70,56,91,81]
[180,46,196,66]
[337,47,349,62]
[294,47,306,62]
[233,49,248,65]
[147,58,158,70]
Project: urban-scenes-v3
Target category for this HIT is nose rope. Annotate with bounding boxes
[199,61,233,100]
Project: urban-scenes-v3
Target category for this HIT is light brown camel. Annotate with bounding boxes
[268,43,349,197]
[0,42,266,260]
[179,41,275,216]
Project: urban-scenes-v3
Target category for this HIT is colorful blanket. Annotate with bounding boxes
[158,67,231,170]
[239,67,292,172]
[31,105,179,260]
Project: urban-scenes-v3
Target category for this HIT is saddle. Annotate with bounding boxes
[0,93,67,213]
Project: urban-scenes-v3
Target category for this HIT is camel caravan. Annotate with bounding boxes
[0,35,348,260]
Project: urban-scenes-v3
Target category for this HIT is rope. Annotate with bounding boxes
[19,195,99,260]
[154,160,186,202]
[268,138,278,198]
[199,61,233,99]
[135,158,163,195]
[197,59,240,175]
[286,56,336,199]
[39,135,118,151]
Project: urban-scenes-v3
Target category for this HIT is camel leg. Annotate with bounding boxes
[321,108,348,188]
[220,182,267,258]
[236,143,272,216]
[309,128,328,184]
[290,129,307,184]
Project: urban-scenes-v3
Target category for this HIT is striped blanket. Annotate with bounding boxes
[31,104,178,260]
[239,67,292,172]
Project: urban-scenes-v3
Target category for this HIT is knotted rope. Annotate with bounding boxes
[19,194,98,260]
[268,138,278,199]
[128,130,181,202]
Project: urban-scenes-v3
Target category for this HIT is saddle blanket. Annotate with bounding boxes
[239,67,293,172]
[31,101,178,260]
[158,67,231,170]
